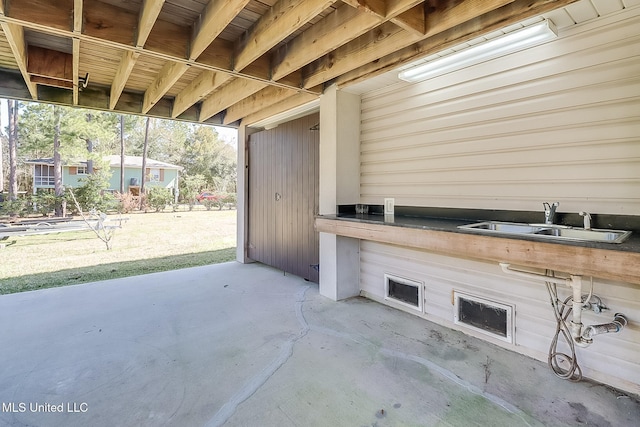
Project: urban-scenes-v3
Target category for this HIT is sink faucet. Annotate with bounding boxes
[579,211,592,230]
[543,202,559,224]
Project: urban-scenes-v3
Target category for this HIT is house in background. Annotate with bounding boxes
[25,155,182,202]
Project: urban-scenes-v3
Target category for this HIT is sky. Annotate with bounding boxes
[0,98,238,149]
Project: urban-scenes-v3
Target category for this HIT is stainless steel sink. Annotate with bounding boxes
[458,221,632,244]
[533,227,631,243]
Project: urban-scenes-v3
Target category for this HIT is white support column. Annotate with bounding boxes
[236,124,257,264]
[318,84,361,301]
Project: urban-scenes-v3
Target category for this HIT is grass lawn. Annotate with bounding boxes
[0,208,237,294]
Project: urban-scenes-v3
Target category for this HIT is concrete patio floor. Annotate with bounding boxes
[0,262,638,427]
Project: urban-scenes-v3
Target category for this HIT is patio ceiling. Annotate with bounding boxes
[0,0,579,127]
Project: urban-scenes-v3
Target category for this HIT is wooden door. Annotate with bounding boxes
[248,113,319,282]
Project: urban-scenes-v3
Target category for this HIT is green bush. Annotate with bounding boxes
[72,170,113,213]
[0,198,27,217]
[147,187,173,212]
[31,192,60,216]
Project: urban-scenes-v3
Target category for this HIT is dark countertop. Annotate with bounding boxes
[318,213,640,254]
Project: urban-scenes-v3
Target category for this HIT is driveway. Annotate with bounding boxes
[0,262,638,426]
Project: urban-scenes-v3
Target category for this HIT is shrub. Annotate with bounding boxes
[73,170,112,212]
[147,187,173,212]
[222,193,237,209]
[32,192,59,216]
[0,198,27,217]
[114,192,138,214]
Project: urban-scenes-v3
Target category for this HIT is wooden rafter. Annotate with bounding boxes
[164,0,251,117]
[0,0,580,125]
[271,4,379,81]
[271,0,422,81]
[109,0,165,109]
[242,92,319,126]
[109,50,139,110]
[342,0,425,35]
[190,0,250,60]
[143,61,190,114]
[234,0,338,72]
[172,70,231,118]
[224,86,300,125]
[302,0,515,89]
[138,0,166,48]
[72,38,80,105]
[335,0,577,88]
[72,0,82,105]
[199,78,267,122]
[1,22,37,99]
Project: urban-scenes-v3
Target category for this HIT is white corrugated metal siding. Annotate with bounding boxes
[360,240,640,395]
[360,8,640,214]
[357,7,640,394]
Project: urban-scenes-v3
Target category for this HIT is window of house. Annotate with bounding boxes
[149,168,161,182]
[77,166,88,175]
[34,165,55,186]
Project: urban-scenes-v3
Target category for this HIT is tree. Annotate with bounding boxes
[140,117,151,208]
[181,126,236,192]
[119,114,125,193]
[8,100,18,201]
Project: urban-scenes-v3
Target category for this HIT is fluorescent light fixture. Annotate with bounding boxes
[398,19,558,83]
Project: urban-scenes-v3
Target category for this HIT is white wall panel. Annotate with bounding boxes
[359,240,640,395]
[360,9,640,215]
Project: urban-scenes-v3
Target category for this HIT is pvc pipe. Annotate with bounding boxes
[499,263,569,286]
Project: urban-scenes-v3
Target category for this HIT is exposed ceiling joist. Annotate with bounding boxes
[190,0,251,60]
[72,0,82,105]
[109,50,140,110]
[243,92,320,127]
[200,78,267,122]
[142,61,190,114]
[234,0,338,72]
[0,0,583,126]
[172,70,231,118]
[335,0,579,88]
[138,0,166,48]
[301,0,515,89]
[1,21,37,99]
[224,86,299,125]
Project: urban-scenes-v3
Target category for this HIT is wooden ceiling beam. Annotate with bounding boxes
[242,92,319,127]
[109,0,175,110]
[392,3,426,36]
[234,0,338,72]
[342,0,425,35]
[190,0,250,60]
[303,21,417,89]
[341,0,385,17]
[1,21,37,99]
[335,0,579,88]
[137,0,165,48]
[302,0,515,89]
[271,0,422,81]
[199,78,267,122]
[72,38,80,104]
[109,50,139,110]
[161,0,251,117]
[0,0,316,95]
[224,86,300,125]
[72,0,82,105]
[271,4,378,81]
[142,61,190,114]
[172,70,231,118]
